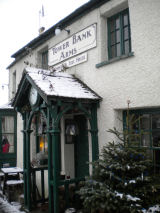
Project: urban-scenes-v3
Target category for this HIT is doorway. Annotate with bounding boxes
[74,115,89,178]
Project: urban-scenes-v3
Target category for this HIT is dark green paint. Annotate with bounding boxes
[75,115,89,177]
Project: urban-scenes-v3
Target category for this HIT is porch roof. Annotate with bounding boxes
[0,102,14,111]
[12,67,101,108]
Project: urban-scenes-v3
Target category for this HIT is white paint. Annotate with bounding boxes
[48,24,96,66]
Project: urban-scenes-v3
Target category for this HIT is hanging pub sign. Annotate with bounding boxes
[48,23,97,66]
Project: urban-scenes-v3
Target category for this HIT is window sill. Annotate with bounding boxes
[96,52,134,68]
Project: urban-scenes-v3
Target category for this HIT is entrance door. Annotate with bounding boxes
[74,115,89,177]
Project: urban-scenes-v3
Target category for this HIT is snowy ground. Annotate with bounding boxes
[142,205,160,213]
[0,183,159,212]
[0,197,25,213]
[0,185,25,213]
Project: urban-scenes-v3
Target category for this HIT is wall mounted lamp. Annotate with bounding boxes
[63,28,70,34]
[55,27,70,36]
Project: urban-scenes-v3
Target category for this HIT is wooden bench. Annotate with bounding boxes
[6,180,24,202]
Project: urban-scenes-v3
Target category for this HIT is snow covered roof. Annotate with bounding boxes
[25,67,101,101]
[0,102,14,110]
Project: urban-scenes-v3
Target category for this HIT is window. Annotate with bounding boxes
[108,8,131,59]
[42,51,48,69]
[34,112,47,154]
[123,109,160,174]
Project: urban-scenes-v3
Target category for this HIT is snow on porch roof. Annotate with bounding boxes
[0,102,14,110]
[25,67,101,101]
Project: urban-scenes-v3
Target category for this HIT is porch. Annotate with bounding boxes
[12,67,101,212]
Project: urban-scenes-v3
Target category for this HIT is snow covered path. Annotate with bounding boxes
[0,197,25,213]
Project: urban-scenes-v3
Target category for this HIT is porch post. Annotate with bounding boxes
[21,113,27,207]
[52,127,60,213]
[48,106,60,213]
[90,103,99,161]
[26,127,33,211]
[47,108,53,213]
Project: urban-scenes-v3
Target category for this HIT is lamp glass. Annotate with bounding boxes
[55,28,61,35]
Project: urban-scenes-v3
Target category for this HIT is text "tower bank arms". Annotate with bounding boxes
[48,24,97,66]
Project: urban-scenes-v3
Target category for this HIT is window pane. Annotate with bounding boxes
[123,13,128,26]
[141,114,150,130]
[36,112,48,154]
[111,32,115,45]
[130,114,139,132]
[152,131,160,147]
[124,40,129,54]
[141,134,150,147]
[152,114,160,129]
[116,30,120,43]
[2,116,14,133]
[116,17,120,29]
[129,134,140,147]
[124,27,129,40]
[39,135,48,153]
[110,19,115,32]
[108,9,131,60]
[111,46,116,58]
[2,134,14,153]
[153,150,160,174]
[116,43,121,56]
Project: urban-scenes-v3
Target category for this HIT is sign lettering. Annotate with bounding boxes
[48,24,96,66]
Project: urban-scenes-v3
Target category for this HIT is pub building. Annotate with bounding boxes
[5,0,160,212]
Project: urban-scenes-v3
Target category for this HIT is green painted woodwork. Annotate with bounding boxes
[26,129,32,211]
[108,8,131,60]
[16,83,100,213]
[50,105,60,213]
[74,115,89,177]
[31,167,48,205]
[123,108,160,174]
[22,113,27,207]
[21,101,100,213]
[90,104,99,161]
[96,51,134,68]
[47,107,53,213]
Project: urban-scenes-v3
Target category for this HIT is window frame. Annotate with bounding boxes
[0,110,17,168]
[0,112,17,155]
[41,50,48,69]
[108,8,131,59]
[123,109,160,174]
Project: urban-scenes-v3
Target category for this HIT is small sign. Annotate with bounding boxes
[48,24,96,66]
[53,52,87,72]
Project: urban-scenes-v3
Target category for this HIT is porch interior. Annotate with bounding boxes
[28,110,90,212]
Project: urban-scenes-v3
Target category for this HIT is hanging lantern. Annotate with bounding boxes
[39,137,44,151]
[65,119,79,144]
[66,124,76,136]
